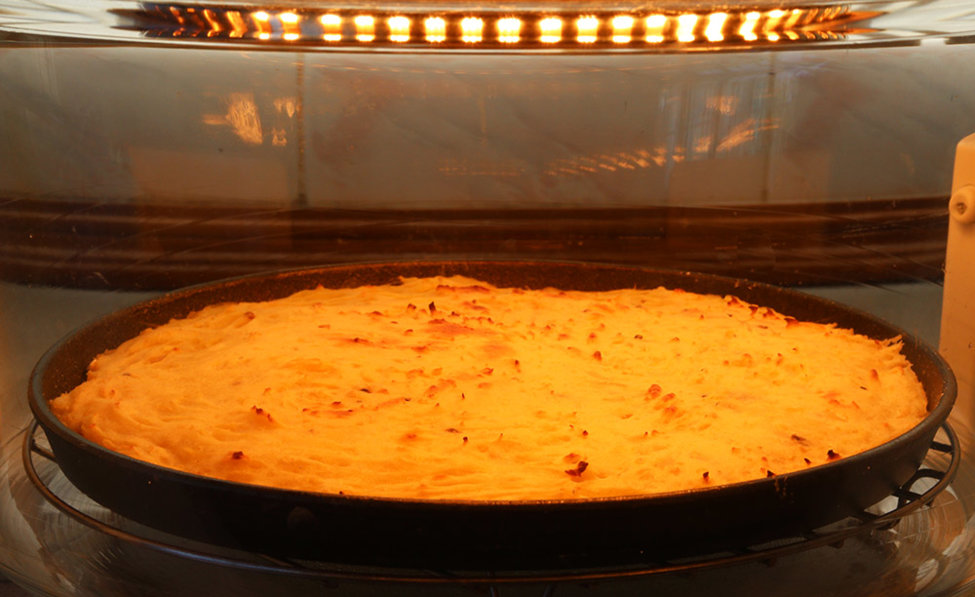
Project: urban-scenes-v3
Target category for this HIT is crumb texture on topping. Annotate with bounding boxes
[51,276,929,501]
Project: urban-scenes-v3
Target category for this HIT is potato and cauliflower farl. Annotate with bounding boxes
[50,276,929,501]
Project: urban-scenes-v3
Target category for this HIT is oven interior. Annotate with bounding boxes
[3,0,975,595]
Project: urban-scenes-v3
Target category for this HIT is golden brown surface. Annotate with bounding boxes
[51,276,929,501]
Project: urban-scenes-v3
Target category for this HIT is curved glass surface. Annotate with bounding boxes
[3,0,975,595]
[2,0,975,49]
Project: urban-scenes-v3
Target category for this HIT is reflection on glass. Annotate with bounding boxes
[251,10,271,40]
[576,15,598,43]
[497,17,521,44]
[763,9,785,41]
[539,17,562,43]
[201,9,222,36]
[280,12,300,41]
[611,15,634,44]
[117,3,870,47]
[388,16,411,42]
[461,17,484,43]
[645,14,666,43]
[739,11,760,41]
[705,12,728,42]
[425,16,446,42]
[355,15,375,42]
[676,14,697,42]
[320,13,341,41]
[225,10,246,37]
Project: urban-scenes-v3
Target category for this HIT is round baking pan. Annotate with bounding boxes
[28,261,956,571]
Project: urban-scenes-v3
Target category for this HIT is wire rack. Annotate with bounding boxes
[21,419,961,585]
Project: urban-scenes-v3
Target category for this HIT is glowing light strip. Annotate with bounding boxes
[280,11,300,41]
[576,15,599,43]
[225,10,247,37]
[705,12,728,42]
[461,16,484,43]
[739,11,761,41]
[354,14,375,42]
[675,13,697,43]
[611,15,633,43]
[497,17,521,44]
[425,16,446,43]
[388,15,410,42]
[539,16,562,43]
[137,5,861,47]
[320,13,341,41]
[201,8,222,36]
[251,10,271,40]
[645,14,667,43]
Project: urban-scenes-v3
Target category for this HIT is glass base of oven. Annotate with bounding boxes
[2,384,975,596]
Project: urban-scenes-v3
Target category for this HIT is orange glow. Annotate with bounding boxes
[225,93,263,145]
[739,11,760,41]
[388,16,411,42]
[576,15,598,43]
[201,9,222,36]
[461,17,484,43]
[785,8,804,29]
[539,17,562,43]
[645,14,666,43]
[280,12,300,41]
[168,5,184,26]
[355,15,375,42]
[225,10,247,37]
[676,13,697,43]
[763,9,786,41]
[425,16,446,42]
[320,13,341,41]
[497,17,521,43]
[611,15,634,44]
[251,10,272,37]
[705,12,728,42]
[133,3,863,47]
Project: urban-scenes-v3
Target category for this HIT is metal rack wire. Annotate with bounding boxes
[21,419,961,585]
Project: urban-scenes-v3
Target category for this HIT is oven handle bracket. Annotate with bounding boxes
[941,132,975,432]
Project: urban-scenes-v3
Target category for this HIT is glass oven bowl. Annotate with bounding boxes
[3,0,975,595]
[3,0,975,50]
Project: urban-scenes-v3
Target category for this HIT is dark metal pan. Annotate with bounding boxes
[28,261,956,571]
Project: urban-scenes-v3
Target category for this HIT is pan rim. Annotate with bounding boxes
[27,259,956,508]
[24,260,959,567]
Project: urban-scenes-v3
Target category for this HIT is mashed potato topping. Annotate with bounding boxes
[51,276,929,501]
